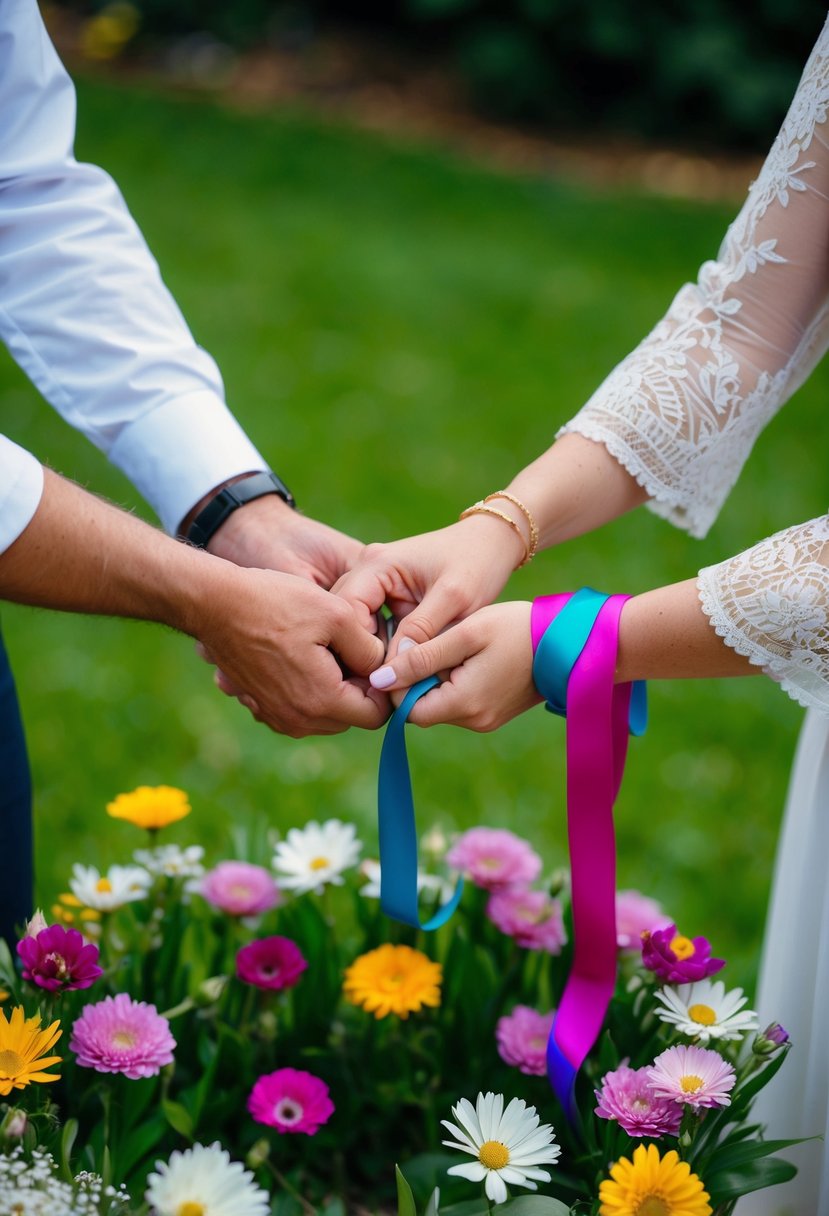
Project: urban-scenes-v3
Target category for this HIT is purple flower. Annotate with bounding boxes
[641,924,725,983]
[486,888,567,953]
[201,861,281,917]
[495,1005,555,1076]
[446,828,541,891]
[236,936,308,991]
[69,993,176,1079]
[17,924,103,992]
[754,1022,790,1055]
[595,1062,683,1138]
[248,1067,334,1135]
[615,889,671,951]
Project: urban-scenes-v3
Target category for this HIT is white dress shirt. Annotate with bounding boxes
[0,0,268,554]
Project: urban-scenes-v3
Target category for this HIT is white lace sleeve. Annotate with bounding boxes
[560,17,829,538]
[697,517,829,712]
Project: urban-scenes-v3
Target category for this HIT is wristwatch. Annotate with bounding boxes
[184,470,296,548]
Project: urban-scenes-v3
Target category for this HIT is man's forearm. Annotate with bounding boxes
[0,467,231,636]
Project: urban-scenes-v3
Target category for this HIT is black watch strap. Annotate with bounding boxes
[184,471,296,549]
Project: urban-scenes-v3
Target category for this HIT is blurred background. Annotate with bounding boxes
[3,0,828,985]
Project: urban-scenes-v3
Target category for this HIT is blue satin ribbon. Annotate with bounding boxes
[378,676,464,929]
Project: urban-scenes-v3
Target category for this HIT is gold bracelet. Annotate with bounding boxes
[484,491,539,563]
[458,501,531,567]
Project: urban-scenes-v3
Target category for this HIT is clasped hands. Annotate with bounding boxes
[196,493,542,738]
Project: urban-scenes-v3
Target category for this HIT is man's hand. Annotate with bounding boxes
[197,566,390,737]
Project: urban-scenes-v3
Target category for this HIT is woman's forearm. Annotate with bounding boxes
[615,578,758,683]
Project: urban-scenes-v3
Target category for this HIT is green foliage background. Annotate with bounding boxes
[2,75,824,988]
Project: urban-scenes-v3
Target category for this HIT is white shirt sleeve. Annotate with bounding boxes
[0,0,269,534]
[0,435,44,555]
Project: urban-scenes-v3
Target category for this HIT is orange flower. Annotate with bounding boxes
[343,944,441,1019]
[106,785,191,831]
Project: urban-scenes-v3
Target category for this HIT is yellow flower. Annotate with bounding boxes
[0,990,8,1005]
[0,1006,62,1096]
[343,944,442,1019]
[106,785,191,831]
[599,1144,711,1216]
[52,893,101,928]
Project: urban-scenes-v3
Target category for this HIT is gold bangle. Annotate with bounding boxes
[484,491,539,563]
[458,501,531,568]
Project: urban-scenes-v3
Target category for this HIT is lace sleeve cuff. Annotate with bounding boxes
[697,515,829,713]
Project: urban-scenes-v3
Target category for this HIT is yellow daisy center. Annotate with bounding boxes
[177,1204,206,1216]
[681,1074,704,1093]
[309,856,329,871]
[112,1031,137,1049]
[636,1199,670,1216]
[0,1049,24,1075]
[670,934,695,959]
[96,878,113,893]
[478,1140,510,1170]
[688,1003,717,1026]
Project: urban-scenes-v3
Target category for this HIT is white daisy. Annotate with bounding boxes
[134,844,205,884]
[272,819,361,895]
[145,1142,270,1216]
[359,859,456,904]
[69,863,153,911]
[654,979,759,1043]
[441,1092,561,1205]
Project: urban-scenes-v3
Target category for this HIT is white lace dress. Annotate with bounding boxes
[560,18,829,1214]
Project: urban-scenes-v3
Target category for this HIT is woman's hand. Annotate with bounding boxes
[368,601,541,731]
[333,514,527,659]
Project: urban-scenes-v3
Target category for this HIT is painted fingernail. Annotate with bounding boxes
[370,665,396,690]
[399,638,416,652]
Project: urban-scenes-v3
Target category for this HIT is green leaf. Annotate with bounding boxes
[438,1201,489,1216]
[117,1112,168,1180]
[498,1197,572,1216]
[396,1164,418,1216]
[320,1201,346,1216]
[731,1049,789,1111]
[425,1187,441,1216]
[161,1098,194,1140]
[59,1117,79,1183]
[706,1136,810,1174]
[706,1156,798,1203]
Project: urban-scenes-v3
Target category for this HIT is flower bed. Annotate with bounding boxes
[0,788,796,1214]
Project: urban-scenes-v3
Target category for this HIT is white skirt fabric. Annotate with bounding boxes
[741,707,829,1215]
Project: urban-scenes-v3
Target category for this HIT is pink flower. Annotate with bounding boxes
[595,1062,683,1137]
[17,924,103,992]
[486,888,567,953]
[647,1044,736,1109]
[248,1067,334,1135]
[615,889,671,951]
[641,924,725,983]
[69,993,176,1079]
[446,828,541,890]
[201,861,281,917]
[236,936,308,991]
[495,1005,555,1076]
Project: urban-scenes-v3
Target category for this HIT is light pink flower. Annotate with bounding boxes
[236,936,308,991]
[486,888,567,953]
[446,828,541,890]
[615,889,671,951]
[248,1067,334,1135]
[647,1044,736,1109]
[69,993,176,1079]
[594,1062,683,1137]
[201,861,281,917]
[495,1005,555,1076]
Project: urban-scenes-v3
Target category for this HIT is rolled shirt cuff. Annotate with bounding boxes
[107,392,270,534]
[0,436,45,555]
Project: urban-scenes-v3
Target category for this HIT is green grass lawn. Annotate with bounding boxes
[2,75,823,987]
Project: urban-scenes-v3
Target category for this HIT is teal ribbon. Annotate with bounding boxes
[378,676,464,929]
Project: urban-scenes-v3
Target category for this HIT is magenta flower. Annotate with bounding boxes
[17,924,103,992]
[201,861,281,917]
[486,888,567,953]
[236,936,308,991]
[248,1067,334,1135]
[641,923,725,983]
[496,1005,555,1076]
[615,889,671,951]
[446,828,541,891]
[595,1062,683,1137]
[69,993,176,1079]
[647,1044,736,1109]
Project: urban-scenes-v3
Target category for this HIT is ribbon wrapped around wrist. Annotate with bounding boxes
[532,588,646,1126]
